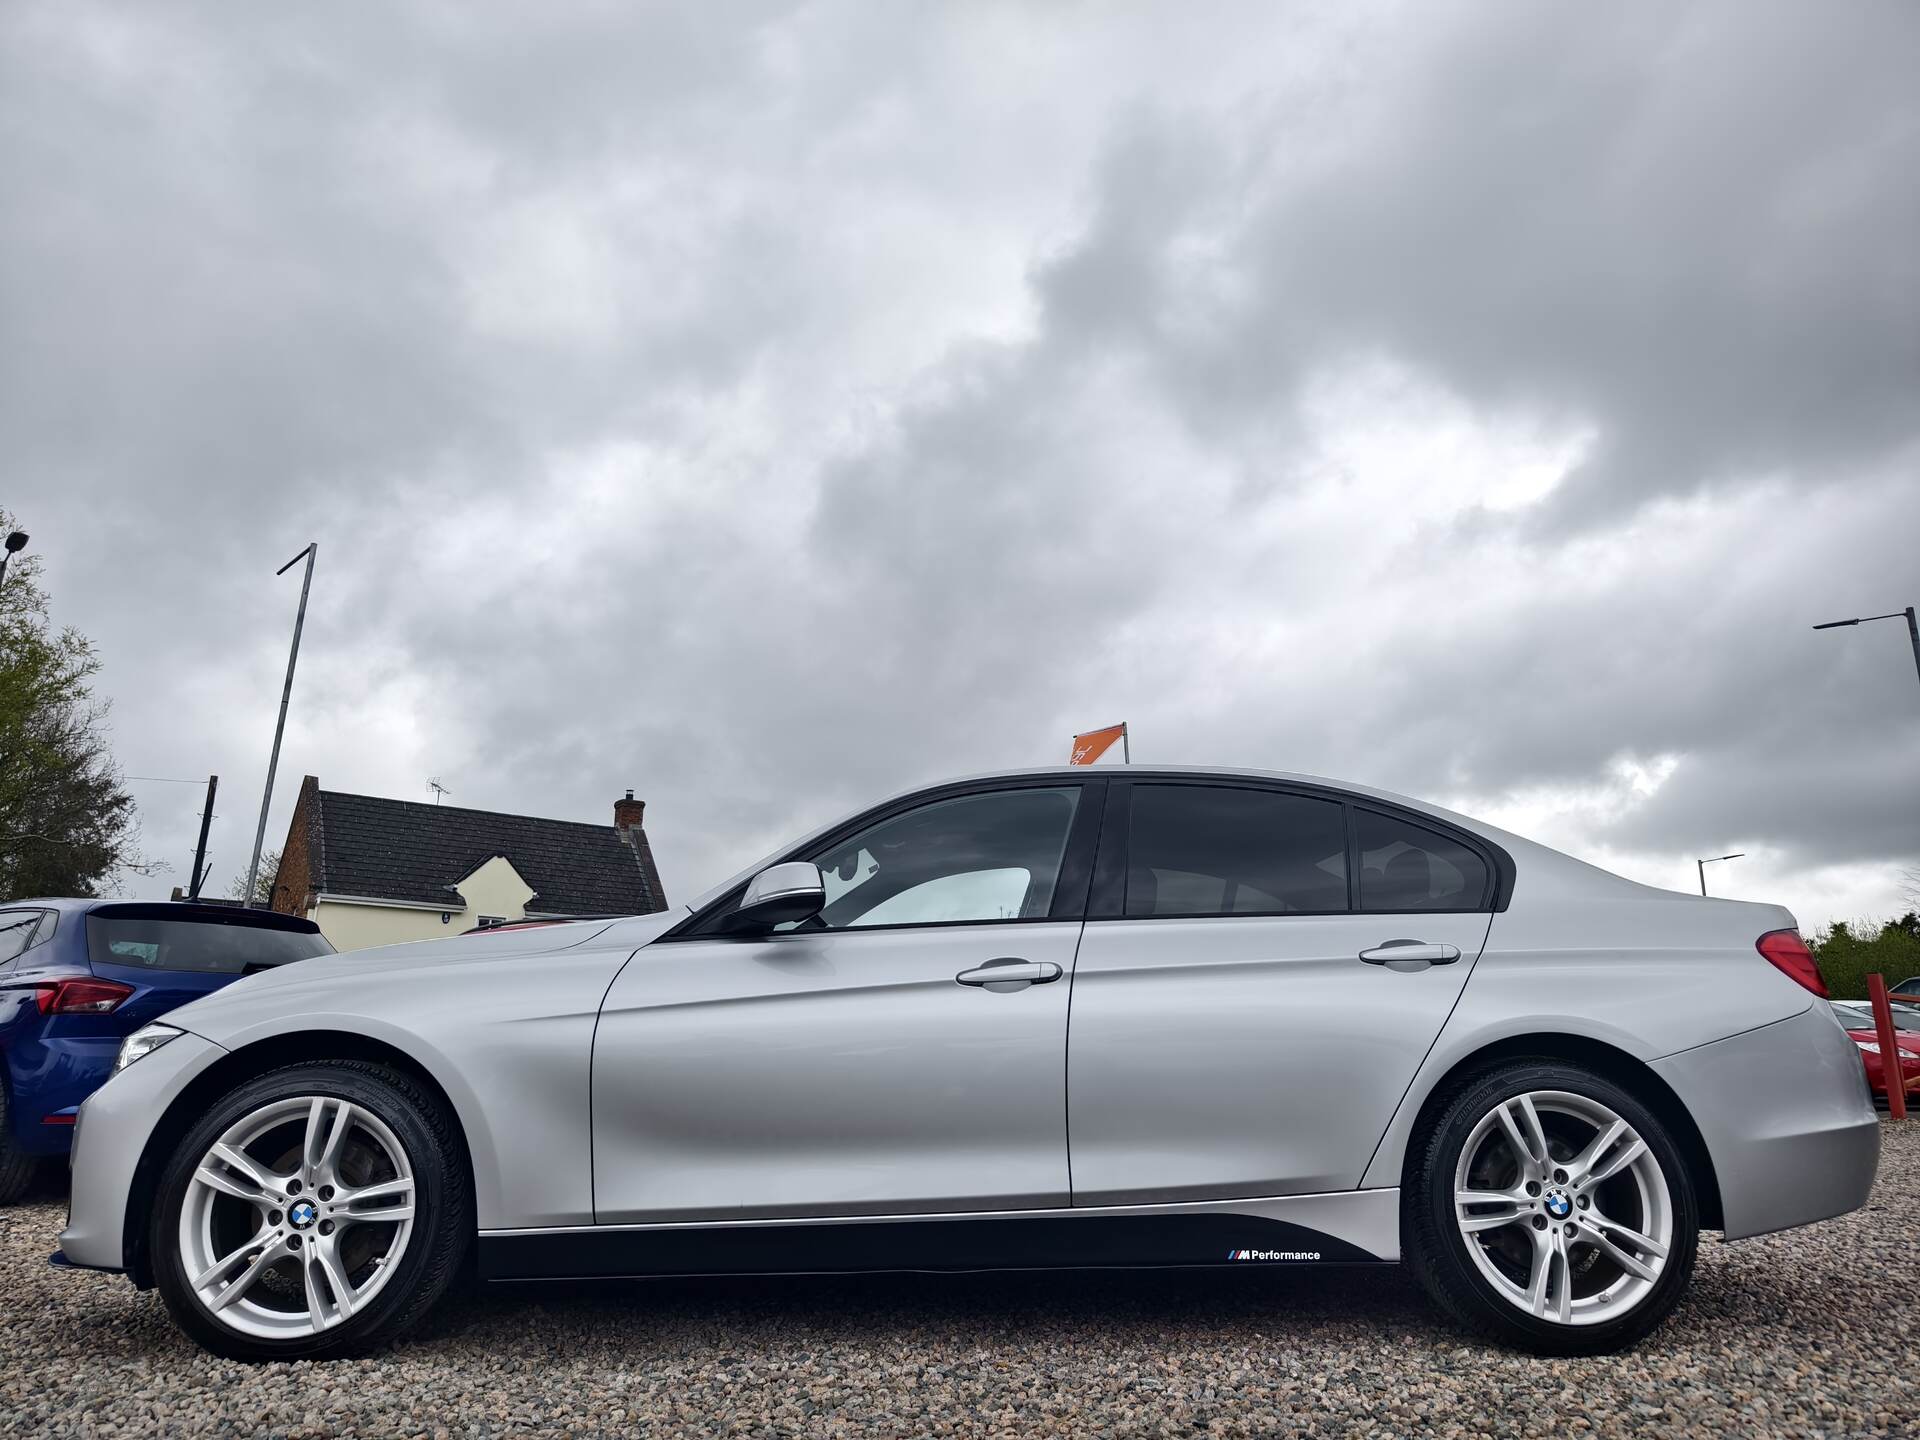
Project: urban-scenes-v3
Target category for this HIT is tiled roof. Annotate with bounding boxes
[308,790,661,915]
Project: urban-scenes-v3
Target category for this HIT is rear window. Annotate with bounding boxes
[86,913,332,974]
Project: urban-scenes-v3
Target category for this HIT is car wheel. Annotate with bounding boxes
[0,1086,42,1205]
[150,1060,470,1361]
[1405,1060,1698,1355]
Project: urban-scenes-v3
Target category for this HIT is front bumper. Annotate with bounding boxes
[1652,1002,1880,1240]
[57,1030,227,1273]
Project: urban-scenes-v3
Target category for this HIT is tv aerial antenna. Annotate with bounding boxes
[428,777,452,805]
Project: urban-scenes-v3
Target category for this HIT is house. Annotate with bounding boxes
[268,776,667,951]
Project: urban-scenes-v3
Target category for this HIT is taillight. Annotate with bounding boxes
[1757,929,1827,998]
[33,978,135,1015]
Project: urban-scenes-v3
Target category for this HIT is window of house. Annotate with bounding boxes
[1355,809,1491,912]
[1125,786,1349,917]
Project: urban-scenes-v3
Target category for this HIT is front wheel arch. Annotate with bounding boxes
[123,1031,474,1288]
[1395,1033,1723,1232]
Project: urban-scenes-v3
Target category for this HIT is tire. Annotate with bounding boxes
[0,1086,42,1205]
[150,1060,470,1361]
[1405,1060,1698,1356]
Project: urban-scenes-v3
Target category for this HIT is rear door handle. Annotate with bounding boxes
[956,959,1063,990]
[1359,941,1461,966]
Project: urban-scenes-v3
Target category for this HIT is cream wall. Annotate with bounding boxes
[309,855,538,952]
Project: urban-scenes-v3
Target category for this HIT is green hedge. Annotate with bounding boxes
[1808,916,1920,1000]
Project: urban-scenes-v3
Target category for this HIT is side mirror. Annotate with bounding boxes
[727,861,826,932]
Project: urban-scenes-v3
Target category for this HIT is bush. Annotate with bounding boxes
[1808,914,1920,1000]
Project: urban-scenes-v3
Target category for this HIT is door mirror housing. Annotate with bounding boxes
[728,861,826,932]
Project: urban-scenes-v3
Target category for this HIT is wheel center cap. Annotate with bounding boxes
[1544,1189,1572,1219]
[288,1199,318,1229]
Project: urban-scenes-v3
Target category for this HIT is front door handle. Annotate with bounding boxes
[1359,940,1461,967]
[956,958,1063,991]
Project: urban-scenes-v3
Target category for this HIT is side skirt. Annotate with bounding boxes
[478,1190,1400,1282]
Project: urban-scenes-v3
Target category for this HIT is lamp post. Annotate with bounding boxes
[1697,852,1744,896]
[245,543,316,908]
[1813,606,1920,690]
[0,530,27,588]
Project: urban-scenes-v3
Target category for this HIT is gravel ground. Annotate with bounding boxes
[2,1121,1915,1439]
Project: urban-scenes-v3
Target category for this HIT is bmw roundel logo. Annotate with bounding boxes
[1544,1191,1572,1219]
[288,1200,318,1229]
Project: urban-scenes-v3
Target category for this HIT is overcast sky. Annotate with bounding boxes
[4,1,1916,928]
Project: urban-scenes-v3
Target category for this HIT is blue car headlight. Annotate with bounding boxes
[115,1023,184,1073]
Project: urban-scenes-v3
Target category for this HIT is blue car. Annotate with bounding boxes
[0,900,331,1201]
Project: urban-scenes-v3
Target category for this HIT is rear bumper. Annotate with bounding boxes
[5,1036,118,1157]
[57,1031,226,1273]
[1652,1002,1880,1240]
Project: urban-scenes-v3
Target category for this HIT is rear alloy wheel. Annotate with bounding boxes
[152,1062,469,1360]
[1407,1062,1698,1354]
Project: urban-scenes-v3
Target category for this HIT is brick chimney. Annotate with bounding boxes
[612,789,668,913]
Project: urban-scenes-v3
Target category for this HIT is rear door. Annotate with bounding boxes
[1067,780,1496,1204]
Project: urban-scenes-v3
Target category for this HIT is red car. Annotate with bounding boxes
[1830,1000,1920,1103]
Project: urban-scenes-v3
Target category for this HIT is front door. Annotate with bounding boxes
[592,782,1100,1223]
[1067,781,1495,1204]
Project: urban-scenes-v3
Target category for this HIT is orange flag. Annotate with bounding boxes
[1070,722,1128,765]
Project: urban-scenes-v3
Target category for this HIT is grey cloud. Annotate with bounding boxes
[2,1,1915,924]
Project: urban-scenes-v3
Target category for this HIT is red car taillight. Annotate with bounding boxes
[1757,929,1827,998]
[33,978,135,1015]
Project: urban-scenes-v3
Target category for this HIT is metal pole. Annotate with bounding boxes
[1869,973,1908,1121]
[246,543,316,908]
[1697,859,1706,896]
[187,775,218,900]
[1907,607,1920,687]
[1121,724,1130,764]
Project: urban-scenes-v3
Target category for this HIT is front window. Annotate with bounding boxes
[802,787,1082,929]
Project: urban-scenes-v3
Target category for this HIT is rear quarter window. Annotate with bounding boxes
[86,914,332,974]
[1355,809,1492,913]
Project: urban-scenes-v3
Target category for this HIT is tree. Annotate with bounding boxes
[0,507,139,898]
[230,847,281,908]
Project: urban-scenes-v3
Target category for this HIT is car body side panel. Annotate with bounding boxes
[593,923,1082,1222]
[1358,894,1825,1192]
[120,916,677,1229]
[1068,913,1491,1203]
[1651,1002,1878,1239]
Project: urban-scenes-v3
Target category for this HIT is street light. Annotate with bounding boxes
[244,543,317,908]
[0,530,27,588]
[1813,606,1920,688]
[1697,852,1744,896]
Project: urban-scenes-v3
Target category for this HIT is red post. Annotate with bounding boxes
[1869,973,1907,1121]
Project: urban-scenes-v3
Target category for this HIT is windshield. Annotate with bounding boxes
[87,912,332,974]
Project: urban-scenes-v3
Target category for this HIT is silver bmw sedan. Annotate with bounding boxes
[56,767,1877,1360]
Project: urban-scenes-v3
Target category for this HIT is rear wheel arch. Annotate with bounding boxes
[123,1031,475,1287]
[1397,1033,1723,1231]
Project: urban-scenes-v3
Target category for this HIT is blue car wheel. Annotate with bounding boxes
[0,1084,43,1204]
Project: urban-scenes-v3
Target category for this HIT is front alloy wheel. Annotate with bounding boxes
[153,1061,468,1360]
[1408,1062,1698,1354]
[178,1096,416,1338]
